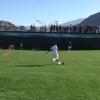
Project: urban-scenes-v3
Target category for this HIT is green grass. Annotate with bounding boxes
[0,50,100,100]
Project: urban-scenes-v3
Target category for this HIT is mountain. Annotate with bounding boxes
[62,18,85,26]
[0,20,29,31]
[0,20,16,31]
[80,12,100,25]
[0,20,15,26]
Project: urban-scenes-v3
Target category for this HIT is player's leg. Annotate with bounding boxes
[55,59,61,64]
[54,54,61,64]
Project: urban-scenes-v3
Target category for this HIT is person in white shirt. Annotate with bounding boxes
[68,41,72,50]
[48,43,62,65]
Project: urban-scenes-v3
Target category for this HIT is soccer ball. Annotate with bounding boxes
[58,62,61,64]
[58,61,65,65]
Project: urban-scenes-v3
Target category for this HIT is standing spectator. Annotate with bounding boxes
[68,41,72,50]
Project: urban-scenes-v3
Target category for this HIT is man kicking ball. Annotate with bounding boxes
[48,43,64,65]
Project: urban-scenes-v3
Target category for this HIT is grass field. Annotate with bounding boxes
[0,50,100,100]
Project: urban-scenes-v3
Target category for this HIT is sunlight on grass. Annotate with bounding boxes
[0,50,100,100]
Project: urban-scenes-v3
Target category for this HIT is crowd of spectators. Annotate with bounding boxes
[29,24,100,33]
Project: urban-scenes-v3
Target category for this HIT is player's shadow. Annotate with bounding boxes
[14,64,53,67]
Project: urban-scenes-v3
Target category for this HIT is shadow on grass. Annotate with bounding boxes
[14,64,53,67]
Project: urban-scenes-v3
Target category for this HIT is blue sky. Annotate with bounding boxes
[0,0,100,25]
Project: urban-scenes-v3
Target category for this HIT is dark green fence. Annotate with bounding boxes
[0,31,100,50]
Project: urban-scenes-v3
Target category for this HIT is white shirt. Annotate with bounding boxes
[50,45,58,55]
